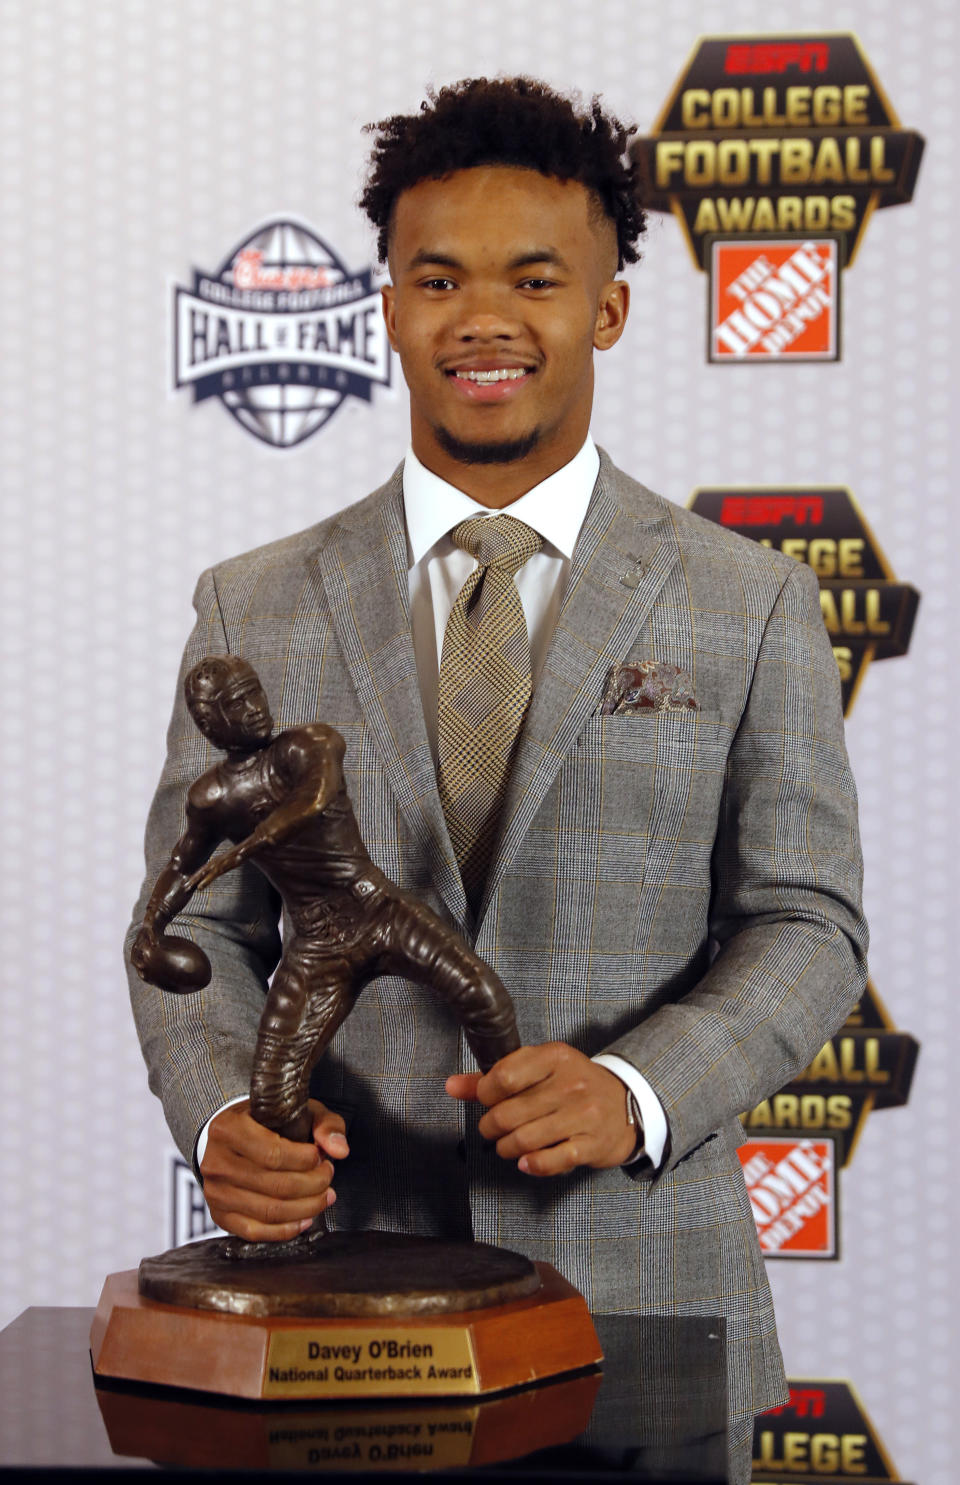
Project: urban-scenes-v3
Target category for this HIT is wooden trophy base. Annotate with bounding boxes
[91,1248,602,1401]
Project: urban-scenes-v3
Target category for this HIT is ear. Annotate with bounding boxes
[593,280,630,351]
[381,283,399,352]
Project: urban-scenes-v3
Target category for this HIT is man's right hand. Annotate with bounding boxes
[200,1099,349,1241]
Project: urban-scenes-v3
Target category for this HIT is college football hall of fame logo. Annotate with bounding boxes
[631,34,924,363]
[690,486,920,1264]
[173,218,390,447]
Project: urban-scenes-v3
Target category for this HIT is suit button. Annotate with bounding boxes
[456,1140,467,1163]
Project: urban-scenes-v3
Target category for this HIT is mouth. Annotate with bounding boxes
[444,364,535,402]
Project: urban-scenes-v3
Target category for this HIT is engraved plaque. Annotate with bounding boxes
[264,1325,478,1399]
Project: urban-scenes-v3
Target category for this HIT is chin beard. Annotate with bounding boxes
[433,425,541,466]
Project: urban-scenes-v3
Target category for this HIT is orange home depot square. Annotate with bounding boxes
[738,1136,838,1258]
[708,237,839,361]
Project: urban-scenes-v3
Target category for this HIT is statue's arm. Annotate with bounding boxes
[131,802,220,964]
[124,570,283,1167]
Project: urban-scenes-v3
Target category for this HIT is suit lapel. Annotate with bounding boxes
[313,471,468,927]
[477,455,680,923]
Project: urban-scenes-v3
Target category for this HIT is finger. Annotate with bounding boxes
[488,1112,574,1161]
[205,1178,337,1229]
[201,1147,336,1202]
[311,1102,350,1159]
[474,1044,566,1106]
[215,1215,311,1243]
[445,1073,482,1101]
[517,1139,586,1178]
[211,1190,336,1244]
[477,1085,562,1141]
[209,1109,322,1173]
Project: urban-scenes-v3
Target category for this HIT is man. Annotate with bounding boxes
[127,78,866,1470]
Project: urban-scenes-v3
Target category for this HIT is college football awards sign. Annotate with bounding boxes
[690,488,919,1256]
[754,1380,911,1483]
[631,35,924,361]
[739,982,918,1259]
[173,217,391,447]
[688,486,919,713]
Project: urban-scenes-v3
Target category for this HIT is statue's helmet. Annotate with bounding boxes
[184,654,253,713]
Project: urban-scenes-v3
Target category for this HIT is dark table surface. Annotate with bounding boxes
[0,1305,729,1480]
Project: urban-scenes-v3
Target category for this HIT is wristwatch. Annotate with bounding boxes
[624,1085,650,1167]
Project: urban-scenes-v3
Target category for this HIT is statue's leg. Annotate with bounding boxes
[249,946,354,1142]
[223,947,354,1262]
[378,896,520,1071]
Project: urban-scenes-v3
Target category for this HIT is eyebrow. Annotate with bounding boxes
[404,248,572,273]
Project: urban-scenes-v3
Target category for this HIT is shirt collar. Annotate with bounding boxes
[402,437,600,568]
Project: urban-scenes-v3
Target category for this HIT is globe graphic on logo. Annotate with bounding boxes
[216,220,355,449]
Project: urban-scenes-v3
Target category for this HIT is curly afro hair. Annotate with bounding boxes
[360,77,645,271]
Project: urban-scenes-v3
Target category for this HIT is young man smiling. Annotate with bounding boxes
[129,79,866,1475]
[379,163,629,502]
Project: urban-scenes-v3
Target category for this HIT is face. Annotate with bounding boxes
[381,166,629,501]
[206,669,274,751]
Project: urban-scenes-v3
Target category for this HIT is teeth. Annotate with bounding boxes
[455,368,528,383]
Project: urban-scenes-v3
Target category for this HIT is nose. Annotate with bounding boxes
[451,285,522,342]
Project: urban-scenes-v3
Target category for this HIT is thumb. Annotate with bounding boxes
[445,1072,483,1102]
[310,1101,349,1158]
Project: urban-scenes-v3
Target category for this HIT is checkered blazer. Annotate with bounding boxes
[127,451,867,1420]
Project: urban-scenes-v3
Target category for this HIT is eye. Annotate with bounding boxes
[518,278,556,291]
[419,277,457,291]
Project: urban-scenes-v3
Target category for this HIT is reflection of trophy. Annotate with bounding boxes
[92,656,601,1399]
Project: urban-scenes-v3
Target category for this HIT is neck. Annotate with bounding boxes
[223,739,270,759]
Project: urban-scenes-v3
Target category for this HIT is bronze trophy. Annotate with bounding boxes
[92,656,601,1400]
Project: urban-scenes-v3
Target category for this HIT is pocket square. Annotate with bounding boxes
[600,661,699,715]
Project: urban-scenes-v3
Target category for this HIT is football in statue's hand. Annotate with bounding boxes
[138,934,211,993]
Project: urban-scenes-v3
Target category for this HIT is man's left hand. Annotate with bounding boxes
[446,1042,637,1175]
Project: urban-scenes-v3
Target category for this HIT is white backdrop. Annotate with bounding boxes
[2,2,956,1481]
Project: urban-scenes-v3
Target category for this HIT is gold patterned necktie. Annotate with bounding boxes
[437,514,543,909]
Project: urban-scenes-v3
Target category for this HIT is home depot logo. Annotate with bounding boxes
[739,1137,837,1258]
[709,237,838,360]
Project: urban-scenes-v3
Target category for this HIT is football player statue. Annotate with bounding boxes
[131,654,519,1253]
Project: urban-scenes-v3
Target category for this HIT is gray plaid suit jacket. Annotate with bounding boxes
[127,451,867,1421]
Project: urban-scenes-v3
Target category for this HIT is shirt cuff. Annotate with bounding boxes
[592,1054,669,1170]
[194,1093,249,1175]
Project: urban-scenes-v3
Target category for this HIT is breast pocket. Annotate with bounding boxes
[568,710,732,889]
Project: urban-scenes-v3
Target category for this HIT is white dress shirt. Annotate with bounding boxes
[403,438,668,1171]
[196,439,669,1173]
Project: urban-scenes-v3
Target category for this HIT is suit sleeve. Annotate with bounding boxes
[602,558,868,1172]
[123,569,282,1168]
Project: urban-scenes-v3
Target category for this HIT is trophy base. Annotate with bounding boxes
[137,1227,543,1318]
[91,1259,602,1400]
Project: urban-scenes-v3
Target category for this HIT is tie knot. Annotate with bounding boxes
[451,514,543,576]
